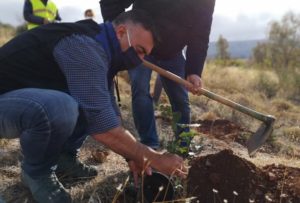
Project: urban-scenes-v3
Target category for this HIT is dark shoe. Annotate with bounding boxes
[21,170,71,203]
[56,153,98,179]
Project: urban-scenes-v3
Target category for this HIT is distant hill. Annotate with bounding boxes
[207,39,265,59]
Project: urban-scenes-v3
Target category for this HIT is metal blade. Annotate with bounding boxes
[246,122,274,156]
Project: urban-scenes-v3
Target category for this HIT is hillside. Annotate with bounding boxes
[207,39,264,59]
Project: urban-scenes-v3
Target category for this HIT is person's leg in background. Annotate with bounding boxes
[0,88,79,203]
[152,73,163,105]
[129,53,190,150]
[158,52,191,138]
[128,56,160,149]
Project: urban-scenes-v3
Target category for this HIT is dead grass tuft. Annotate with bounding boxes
[282,127,300,144]
[199,111,219,121]
[271,99,295,111]
[0,26,15,46]
[0,139,9,147]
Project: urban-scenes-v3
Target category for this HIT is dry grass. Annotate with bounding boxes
[282,127,300,144]
[0,25,15,46]
[250,152,300,168]
[190,63,300,158]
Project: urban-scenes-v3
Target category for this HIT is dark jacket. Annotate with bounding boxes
[100,0,215,76]
[0,20,99,94]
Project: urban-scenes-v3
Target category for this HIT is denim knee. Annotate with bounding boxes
[0,89,80,176]
[43,91,79,136]
[0,89,79,139]
[23,89,79,138]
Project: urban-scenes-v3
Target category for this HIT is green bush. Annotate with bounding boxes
[286,72,300,101]
[255,72,279,98]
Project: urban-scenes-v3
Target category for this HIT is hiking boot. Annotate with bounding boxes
[56,153,98,179]
[21,170,71,203]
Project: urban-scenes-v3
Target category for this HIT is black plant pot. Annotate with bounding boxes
[142,171,174,203]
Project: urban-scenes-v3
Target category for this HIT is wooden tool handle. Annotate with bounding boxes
[142,59,274,123]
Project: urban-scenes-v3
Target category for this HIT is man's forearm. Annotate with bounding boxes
[92,126,188,177]
[92,126,159,165]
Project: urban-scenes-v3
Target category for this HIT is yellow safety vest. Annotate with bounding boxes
[27,0,58,30]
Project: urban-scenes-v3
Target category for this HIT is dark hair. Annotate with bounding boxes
[113,9,160,46]
[84,9,94,17]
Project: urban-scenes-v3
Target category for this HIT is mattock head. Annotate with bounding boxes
[246,115,276,156]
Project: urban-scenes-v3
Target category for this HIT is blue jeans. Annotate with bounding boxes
[0,88,88,178]
[128,53,190,148]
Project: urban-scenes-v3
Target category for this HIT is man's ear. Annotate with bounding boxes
[115,24,126,40]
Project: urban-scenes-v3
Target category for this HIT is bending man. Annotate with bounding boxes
[0,10,187,203]
[100,0,216,149]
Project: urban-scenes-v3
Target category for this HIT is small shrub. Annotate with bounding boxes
[158,104,173,120]
[266,130,277,144]
[285,72,300,102]
[226,59,246,67]
[271,99,294,111]
[199,111,219,121]
[279,145,296,157]
[166,130,197,156]
[0,139,9,147]
[282,127,300,143]
[255,71,279,98]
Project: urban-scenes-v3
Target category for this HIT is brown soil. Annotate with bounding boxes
[195,119,250,144]
[187,149,300,203]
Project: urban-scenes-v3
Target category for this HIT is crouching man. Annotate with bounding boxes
[0,10,187,203]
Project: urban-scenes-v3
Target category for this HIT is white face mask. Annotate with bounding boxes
[120,29,142,69]
[126,29,132,47]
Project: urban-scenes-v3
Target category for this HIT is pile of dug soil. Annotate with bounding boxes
[187,150,300,203]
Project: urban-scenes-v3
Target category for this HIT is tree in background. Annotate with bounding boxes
[216,34,230,64]
[268,12,300,71]
[252,12,300,71]
[252,11,300,101]
[252,42,269,67]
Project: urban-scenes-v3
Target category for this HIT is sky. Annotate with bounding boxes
[0,0,300,42]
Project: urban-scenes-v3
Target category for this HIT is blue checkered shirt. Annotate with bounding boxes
[53,34,121,134]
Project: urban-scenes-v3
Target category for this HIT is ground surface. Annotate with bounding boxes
[185,119,300,203]
[1,77,300,203]
[188,150,300,203]
[1,116,300,203]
